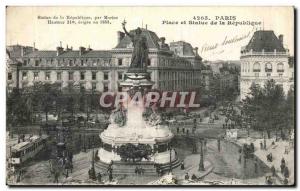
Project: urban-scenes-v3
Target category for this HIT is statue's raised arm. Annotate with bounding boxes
[122,20,133,38]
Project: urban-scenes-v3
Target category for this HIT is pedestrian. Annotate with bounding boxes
[186,129,189,135]
[238,155,241,163]
[182,128,185,133]
[217,138,221,152]
[191,174,197,180]
[135,166,139,174]
[184,173,189,180]
[97,172,102,183]
[281,157,286,165]
[260,141,263,150]
[54,171,59,183]
[284,166,289,178]
[180,161,185,170]
[254,159,258,173]
[177,127,179,134]
[250,143,255,153]
[271,165,276,176]
[265,176,273,185]
[65,169,69,178]
[109,172,113,182]
[280,162,286,174]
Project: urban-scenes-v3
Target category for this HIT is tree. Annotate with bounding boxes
[242,80,286,138]
[7,88,32,127]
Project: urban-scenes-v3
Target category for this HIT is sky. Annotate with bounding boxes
[6,6,294,61]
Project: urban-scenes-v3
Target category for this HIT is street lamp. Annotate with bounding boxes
[199,139,205,171]
[169,144,172,173]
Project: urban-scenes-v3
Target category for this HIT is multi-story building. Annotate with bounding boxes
[6,28,205,94]
[240,30,294,100]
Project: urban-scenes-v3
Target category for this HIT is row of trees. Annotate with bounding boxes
[7,82,104,127]
[241,80,294,139]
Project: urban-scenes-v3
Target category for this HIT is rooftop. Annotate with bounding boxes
[243,30,286,53]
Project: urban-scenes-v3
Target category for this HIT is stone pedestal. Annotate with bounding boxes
[98,70,178,172]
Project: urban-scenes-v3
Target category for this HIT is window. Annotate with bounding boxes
[35,60,40,67]
[277,63,284,72]
[69,72,73,80]
[92,72,96,80]
[34,72,39,80]
[80,72,85,80]
[104,73,108,80]
[92,83,96,91]
[118,86,122,92]
[253,62,261,72]
[80,83,85,91]
[279,73,283,78]
[147,58,151,66]
[57,72,61,80]
[104,85,108,92]
[69,60,73,66]
[23,60,28,66]
[22,72,27,80]
[265,63,272,72]
[8,72,12,80]
[118,58,122,66]
[118,72,123,80]
[81,60,84,66]
[45,72,50,80]
[267,73,271,77]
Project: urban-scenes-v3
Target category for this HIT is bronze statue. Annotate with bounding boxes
[122,20,148,72]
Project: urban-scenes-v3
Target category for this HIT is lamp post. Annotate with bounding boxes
[199,139,205,171]
[169,144,172,173]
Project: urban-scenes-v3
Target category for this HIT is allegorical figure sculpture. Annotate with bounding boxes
[122,20,148,72]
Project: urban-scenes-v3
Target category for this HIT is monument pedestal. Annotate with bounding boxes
[98,69,179,174]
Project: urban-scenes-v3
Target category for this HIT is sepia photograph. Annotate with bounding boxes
[5,6,295,186]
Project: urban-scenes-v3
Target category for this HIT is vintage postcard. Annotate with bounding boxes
[6,6,295,186]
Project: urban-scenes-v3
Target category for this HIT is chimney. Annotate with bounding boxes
[33,42,36,52]
[159,37,166,48]
[279,34,283,45]
[79,46,86,56]
[117,31,125,44]
[56,46,64,56]
[87,45,92,51]
[21,46,25,57]
[193,47,199,55]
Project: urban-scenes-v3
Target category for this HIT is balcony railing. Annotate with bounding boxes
[241,51,289,56]
[253,69,261,72]
[277,69,284,73]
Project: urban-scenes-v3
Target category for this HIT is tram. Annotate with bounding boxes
[9,135,48,167]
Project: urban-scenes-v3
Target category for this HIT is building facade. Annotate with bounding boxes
[6,28,205,94]
[240,30,294,100]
